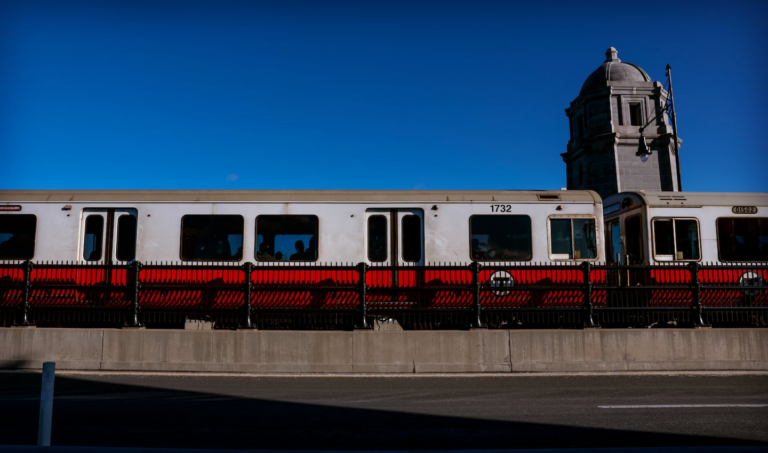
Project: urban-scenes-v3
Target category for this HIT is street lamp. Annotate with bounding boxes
[635,64,683,191]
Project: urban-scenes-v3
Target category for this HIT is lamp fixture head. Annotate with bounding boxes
[636,134,652,162]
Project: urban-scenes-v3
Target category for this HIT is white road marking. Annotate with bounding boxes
[599,404,768,409]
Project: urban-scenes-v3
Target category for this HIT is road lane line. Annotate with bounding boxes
[599,404,768,408]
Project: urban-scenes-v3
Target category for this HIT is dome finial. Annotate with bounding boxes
[605,47,620,63]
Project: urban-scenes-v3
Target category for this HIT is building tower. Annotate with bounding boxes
[562,47,681,199]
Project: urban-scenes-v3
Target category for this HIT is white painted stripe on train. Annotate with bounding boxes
[599,404,768,409]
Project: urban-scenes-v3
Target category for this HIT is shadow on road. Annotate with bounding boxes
[0,371,765,450]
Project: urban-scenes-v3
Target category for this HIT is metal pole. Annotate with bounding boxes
[666,64,683,192]
[38,361,55,446]
[355,262,369,329]
[689,261,706,327]
[125,261,142,328]
[470,262,483,328]
[16,260,33,326]
[582,261,597,327]
[240,262,253,329]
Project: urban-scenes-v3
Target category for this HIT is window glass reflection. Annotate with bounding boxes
[654,220,675,256]
[368,216,387,262]
[573,219,597,259]
[550,219,572,257]
[181,215,243,261]
[0,215,37,259]
[470,215,532,261]
[401,215,421,262]
[256,215,318,262]
[717,218,768,262]
[549,218,597,259]
[674,219,700,260]
[83,215,104,261]
[116,215,137,262]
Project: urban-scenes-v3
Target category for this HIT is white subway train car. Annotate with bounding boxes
[603,191,768,264]
[0,190,605,265]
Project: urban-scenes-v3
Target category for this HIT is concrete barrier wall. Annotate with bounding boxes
[1,328,766,373]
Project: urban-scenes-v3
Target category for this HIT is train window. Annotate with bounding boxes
[549,218,597,260]
[717,218,768,262]
[116,215,137,262]
[180,215,243,261]
[401,215,422,262]
[652,219,700,260]
[625,215,644,264]
[675,220,700,260]
[83,215,104,261]
[608,221,622,263]
[470,215,532,261]
[256,215,318,261]
[0,215,37,259]
[653,220,675,256]
[368,215,387,262]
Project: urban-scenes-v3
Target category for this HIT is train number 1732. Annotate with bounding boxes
[490,204,512,212]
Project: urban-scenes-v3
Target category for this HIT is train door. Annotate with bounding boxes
[624,214,645,265]
[81,208,138,264]
[364,208,424,266]
[365,208,424,304]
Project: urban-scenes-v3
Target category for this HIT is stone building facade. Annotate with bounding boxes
[562,48,681,199]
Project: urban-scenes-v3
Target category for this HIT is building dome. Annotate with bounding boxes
[580,47,651,95]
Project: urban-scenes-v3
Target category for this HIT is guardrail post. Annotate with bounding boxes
[37,361,55,446]
[15,260,33,327]
[689,262,708,327]
[124,261,142,328]
[355,262,369,329]
[240,262,254,329]
[581,261,598,328]
[470,261,483,328]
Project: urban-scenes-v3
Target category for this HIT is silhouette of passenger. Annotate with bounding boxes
[306,236,317,261]
[257,242,275,261]
[290,240,306,261]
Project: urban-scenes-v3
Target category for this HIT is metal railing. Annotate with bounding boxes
[1,260,765,329]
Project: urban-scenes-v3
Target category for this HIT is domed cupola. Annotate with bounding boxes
[561,48,681,199]
[580,48,651,96]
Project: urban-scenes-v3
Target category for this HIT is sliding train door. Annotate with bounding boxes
[80,208,138,264]
[364,208,424,266]
[365,208,425,305]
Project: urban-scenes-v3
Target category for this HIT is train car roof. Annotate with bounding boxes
[603,191,768,208]
[0,189,601,204]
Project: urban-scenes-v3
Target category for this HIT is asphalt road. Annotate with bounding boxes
[0,372,766,450]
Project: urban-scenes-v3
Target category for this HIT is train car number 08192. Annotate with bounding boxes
[490,204,512,212]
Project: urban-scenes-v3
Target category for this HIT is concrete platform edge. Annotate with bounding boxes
[0,328,766,373]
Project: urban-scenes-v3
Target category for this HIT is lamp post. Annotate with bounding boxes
[635,64,683,192]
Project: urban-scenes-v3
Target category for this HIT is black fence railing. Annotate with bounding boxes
[1,260,766,330]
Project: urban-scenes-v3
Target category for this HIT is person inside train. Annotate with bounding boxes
[306,236,317,261]
[290,240,306,261]
[257,242,275,261]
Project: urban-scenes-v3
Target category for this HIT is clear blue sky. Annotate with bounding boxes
[1,0,766,192]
